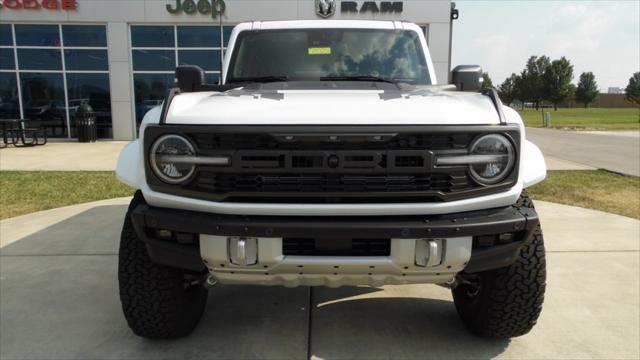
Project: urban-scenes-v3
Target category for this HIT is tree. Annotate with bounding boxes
[481,72,493,91]
[498,73,519,106]
[542,56,574,110]
[518,55,551,110]
[625,72,640,106]
[575,72,599,108]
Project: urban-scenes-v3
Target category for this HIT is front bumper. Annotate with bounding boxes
[130,204,539,287]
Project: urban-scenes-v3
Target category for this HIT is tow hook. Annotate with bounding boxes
[204,274,218,289]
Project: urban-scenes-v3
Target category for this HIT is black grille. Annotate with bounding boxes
[143,125,521,203]
[283,238,391,256]
[195,172,470,193]
[192,133,472,151]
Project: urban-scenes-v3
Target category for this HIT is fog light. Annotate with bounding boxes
[156,229,173,240]
[415,239,444,267]
[175,232,198,245]
[476,235,495,247]
[498,233,514,244]
[228,237,258,266]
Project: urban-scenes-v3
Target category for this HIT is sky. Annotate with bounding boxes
[451,0,640,92]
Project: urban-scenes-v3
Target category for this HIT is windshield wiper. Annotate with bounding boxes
[320,75,398,84]
[229,76,289,84]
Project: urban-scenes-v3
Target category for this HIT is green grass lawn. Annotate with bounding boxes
[528,170,639,219]
[0,171,134,219]
[518,107,640,130]
[1,170,638,220]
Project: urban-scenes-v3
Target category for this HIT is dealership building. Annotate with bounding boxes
[0,0,455,140]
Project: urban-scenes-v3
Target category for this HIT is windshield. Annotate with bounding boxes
[227,29,431,85]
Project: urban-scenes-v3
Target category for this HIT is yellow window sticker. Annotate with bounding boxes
[308,47,331,55]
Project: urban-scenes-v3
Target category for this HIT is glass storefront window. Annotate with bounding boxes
[64,50,109,71]
[178,50,220,71]
[0,49,15,70]
[131,26,174,48]
[0,73,19,119]
[17,49,63,70]
[66,73,112,138]
[15,25,60,47]
[0,24,13,46]
[20,72,68,137]
[133,73,174,125]
[4,24,112,138]
[131,25,229,132]
[62,25,107,47]
[132,50,176,71]
[177,26,220,47]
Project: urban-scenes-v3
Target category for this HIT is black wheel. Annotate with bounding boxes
[452,190,546,338]
[118,191,208,339]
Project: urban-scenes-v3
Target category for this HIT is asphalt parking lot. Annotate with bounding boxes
[1,198,638,359]
[526,128,640,176]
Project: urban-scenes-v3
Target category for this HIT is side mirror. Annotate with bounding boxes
[451,65,483,92]
[176,65,205,93]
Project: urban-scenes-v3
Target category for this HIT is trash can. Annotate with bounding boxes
[75,103,97,143]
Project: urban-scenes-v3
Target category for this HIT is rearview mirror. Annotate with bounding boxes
[451,65,483,92]
[176,65,205,93]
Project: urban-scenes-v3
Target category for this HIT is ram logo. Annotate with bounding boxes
[315,0,336,18]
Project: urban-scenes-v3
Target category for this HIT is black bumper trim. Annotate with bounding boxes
[464,240,526,273]
[131,205,537,239]
[130,204,539,273]
[130,213,205,272]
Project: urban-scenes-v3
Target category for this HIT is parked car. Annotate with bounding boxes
[116,20,548,340]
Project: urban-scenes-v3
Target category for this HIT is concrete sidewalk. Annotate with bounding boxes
[0,199,638,359]
[0,141,128,171]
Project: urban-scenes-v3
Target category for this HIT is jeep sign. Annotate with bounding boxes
[166,0,226,19]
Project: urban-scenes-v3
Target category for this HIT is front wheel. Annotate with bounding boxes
[452,191,546,338]
[118,191,208,339]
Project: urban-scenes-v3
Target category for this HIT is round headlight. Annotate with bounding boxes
[150,134,196,184]
[468,134,515,185]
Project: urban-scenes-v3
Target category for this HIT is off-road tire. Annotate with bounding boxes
[118,191,208,339]
[452,190,546,338]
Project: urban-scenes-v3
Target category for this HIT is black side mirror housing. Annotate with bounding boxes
[176,65,205,93]
[452,65,483,92]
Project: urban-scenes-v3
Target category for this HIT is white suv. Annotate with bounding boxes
[116,20,547,339]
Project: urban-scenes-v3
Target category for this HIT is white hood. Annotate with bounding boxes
[165,87,501,125]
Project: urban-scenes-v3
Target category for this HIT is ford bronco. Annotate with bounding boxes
[116,20,547,339]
